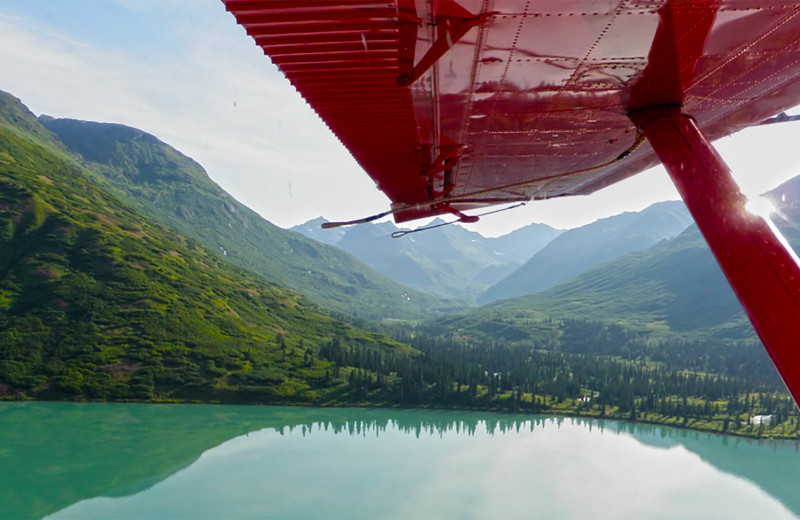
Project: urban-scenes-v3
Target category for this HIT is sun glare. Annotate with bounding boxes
[744,196,777,220]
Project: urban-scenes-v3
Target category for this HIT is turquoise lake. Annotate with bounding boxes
[1,402,799,519]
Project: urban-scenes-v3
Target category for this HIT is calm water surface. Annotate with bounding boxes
[1,402,799,519]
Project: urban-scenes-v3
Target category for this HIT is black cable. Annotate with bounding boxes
[391,202,527,238]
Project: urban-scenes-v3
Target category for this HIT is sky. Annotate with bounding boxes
[2,1,800,237]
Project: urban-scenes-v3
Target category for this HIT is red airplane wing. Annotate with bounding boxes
[223,0,800,222]
[223,0,800,406]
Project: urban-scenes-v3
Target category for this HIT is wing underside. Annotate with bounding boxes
[223,0,800,222]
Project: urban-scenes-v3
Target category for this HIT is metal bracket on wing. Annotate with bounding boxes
[424,139,463,199]
[424,137,480,222]
[396,0,493,87]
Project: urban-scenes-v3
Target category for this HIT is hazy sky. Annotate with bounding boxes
[2,1,800,236]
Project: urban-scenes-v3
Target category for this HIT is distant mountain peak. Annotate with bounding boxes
[478,201,692,305]
[767,176,800,221]
[293,213,562,301]
[291,216,347,246]
[0,91,64,150]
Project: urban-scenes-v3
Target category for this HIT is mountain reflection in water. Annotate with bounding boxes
[1,403,798,519]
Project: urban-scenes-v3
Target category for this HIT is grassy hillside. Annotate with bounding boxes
[40,116,451,321]
[0,91,413,403]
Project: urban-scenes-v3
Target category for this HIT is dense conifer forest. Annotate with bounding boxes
[318,316,799,438]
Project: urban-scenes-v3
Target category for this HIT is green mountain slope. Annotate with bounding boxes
[0,90,413,402]
[487,225,752,337]
[478,201,692,304]
[439,223,759,344]
[39,116,450,320]
[478,179,800,340]
[419,188,800,391]
[418,226,783,390]
[293,216,562,301]
[440,215,800,350]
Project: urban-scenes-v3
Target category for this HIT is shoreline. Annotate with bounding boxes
[4,396,798,441]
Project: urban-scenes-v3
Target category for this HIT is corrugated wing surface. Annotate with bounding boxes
[223,0,800,222]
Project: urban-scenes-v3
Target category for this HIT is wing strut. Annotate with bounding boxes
[630,106,800,405]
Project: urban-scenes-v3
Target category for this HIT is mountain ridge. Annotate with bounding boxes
[485,224,751,337]
[478,200,693,304]
[445,198,800,344]
[292,216,563,301]
[40,117,452,320]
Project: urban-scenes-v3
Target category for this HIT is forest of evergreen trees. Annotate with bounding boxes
[321,316,800,438]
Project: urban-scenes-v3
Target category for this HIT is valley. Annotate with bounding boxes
[1,88,798,439]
